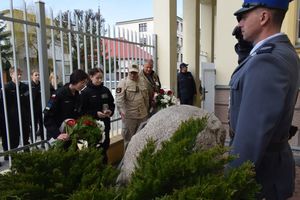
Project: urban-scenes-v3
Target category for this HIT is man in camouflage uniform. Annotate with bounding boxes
[116,64,149,150]
[139,59,161,115]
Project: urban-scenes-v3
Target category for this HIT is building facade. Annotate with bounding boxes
[152,0,300,145]
[115,16,183,68]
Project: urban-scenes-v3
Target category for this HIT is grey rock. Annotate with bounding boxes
[117,105,226,184]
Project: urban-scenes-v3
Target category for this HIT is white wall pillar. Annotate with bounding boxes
[153,0,177,91]
[183,0,201,106]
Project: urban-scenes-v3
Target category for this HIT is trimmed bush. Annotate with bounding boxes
[0,118,260,200]
[0,148,119,200]
[123,118,260,200]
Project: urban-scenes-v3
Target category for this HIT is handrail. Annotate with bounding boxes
[0,140,48,157]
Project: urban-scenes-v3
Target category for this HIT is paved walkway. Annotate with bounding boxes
[290,166,300,199]
[289,156,300,200]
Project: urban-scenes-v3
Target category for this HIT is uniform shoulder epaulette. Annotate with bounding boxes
[256,43,275,54]
[44,94,56,111]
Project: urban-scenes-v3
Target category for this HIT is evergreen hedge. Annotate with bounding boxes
[0,149,119,200]
[0,118,260,199]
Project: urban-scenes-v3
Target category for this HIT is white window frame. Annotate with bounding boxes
[139,23,147,32]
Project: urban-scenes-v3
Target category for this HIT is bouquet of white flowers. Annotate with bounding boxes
[154,88,178,109]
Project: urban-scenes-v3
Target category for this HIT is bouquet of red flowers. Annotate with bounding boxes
[154,89,178,109]
[57,115,105,150]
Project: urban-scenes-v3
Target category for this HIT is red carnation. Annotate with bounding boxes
[159,89,165,95]
[83,120,95,127]
[66,119,76,127]
[167,90,173,96]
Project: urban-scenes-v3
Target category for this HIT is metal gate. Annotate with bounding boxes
[0,0,156,167]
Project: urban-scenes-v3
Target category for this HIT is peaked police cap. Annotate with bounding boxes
[234,0,292,16]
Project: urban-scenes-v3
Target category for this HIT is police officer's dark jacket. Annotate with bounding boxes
[80,81,115,133]
[177,72,196,99]
[31,81,42,116]
[0,81,31,126]
[43,84,81,139]
[229,34,300,198]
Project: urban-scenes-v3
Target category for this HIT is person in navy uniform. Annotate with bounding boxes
[177,63,196,105]
[232,25,253,64]
[0,67,31,155]
[228,0,300,199]
[44,69,88,140]
[81,68,115,163]
[30,69,44,142]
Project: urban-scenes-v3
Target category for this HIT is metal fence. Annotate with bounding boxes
[0,0,156,167]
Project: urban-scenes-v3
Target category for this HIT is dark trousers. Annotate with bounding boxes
[31,112,44,143]
[180,97,193,105]
[101,129,110,164]
[1,123,30,152]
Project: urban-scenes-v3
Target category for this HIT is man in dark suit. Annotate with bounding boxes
[228,0,300,199]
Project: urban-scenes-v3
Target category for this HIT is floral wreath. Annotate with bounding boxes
[56,115,105,150]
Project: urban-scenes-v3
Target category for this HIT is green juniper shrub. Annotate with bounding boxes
[0,117,259,200]
[158,162,259,200]
[0,148,119,200]
[68,187,123,200]
[124,118,260,200]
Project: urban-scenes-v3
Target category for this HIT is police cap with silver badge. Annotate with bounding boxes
[234,0,292,16]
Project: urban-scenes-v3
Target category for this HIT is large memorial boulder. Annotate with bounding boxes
[117,105,226,184]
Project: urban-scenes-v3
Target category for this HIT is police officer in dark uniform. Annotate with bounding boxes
[228,0,300,199]
[177,63,196,105]
[81,68,115,163]
[232,25,253,64]
[44,69,88,140]
[0,67,31,154]
[30,69,44,142]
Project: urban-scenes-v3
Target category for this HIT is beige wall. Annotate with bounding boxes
[153,0,299,87]
[214,0,299,86]
[200,3,213,63]
[282,0,298,45]
[214,0,240,86]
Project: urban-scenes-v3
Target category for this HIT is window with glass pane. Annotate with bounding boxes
[139,23,147,32]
